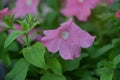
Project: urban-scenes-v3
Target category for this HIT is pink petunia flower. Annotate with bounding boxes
[0,8,10,21]
[9,24,42,45]
[41,18,95,60]
[101,0,114,5]
[12,0,39,18]
[116,11,120,19]
[61,0,99,21]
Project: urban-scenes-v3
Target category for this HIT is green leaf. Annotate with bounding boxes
[97,13,114,21]
[4,30,24,48]
[59,53,88,71]
[113,54,120,66]
[96,67,113,80]
[5,59,29,80]
[22,42,46,68]
[113,69,120,80]
[47,58,62,75]
[94,38,120,58]
[94,44,113,58]
[40,72,66,80]
[0,52,11,67]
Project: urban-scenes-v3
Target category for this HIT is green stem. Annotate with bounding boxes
[25,33,30,47]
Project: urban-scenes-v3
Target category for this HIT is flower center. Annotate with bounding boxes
[26,0,32,6]
[61,31,69,40]
[78,0,84,3]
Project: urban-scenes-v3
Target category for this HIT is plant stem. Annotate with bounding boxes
[25,33,30,47]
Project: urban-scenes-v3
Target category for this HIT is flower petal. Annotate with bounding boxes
[68,20,95,48]
[87,0,100,9]
[42,36,61,53]
[76,30,95,48]
[59,41,81,60]
[75,6,91,21]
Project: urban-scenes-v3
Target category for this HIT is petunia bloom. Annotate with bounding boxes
[61,0,99,21]
[12,0,39,18]
[116,11,120,19]
[41,18,95,60]
[9,24,42,45]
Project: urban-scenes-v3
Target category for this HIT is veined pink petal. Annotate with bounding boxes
[42,37,61,53]
[59,41,81,60]
[68,19,95,48]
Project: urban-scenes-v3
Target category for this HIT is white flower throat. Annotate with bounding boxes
[61,31,69,40]
[78,0,84,3]
[26,0,32,6]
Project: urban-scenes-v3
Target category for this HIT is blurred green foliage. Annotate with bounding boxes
[0,0,120,80]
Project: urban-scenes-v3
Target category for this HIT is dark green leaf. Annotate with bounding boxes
[40,72,66,80]
[113,54,120,67]
[96,67,113,80]
[4,30,24,48]
[59,53,88,71]
[94,44,113,58]
[22,42,46,68]
[47,58,62,75]
[5,59,29,80]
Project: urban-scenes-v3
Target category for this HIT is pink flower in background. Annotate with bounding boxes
[9,24,42,45]
[41,18,95,60]
[12,0,39,18]
[116,11,120,19]
[61,0,99,21]
[0,8,10,21]
[101,0,114,5]
[0,8,11,32]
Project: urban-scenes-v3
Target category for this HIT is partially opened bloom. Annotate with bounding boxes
[12,0,39,18]
[61,0,99,21]
[9,24,42,45]
[116,11,120,19]
[41,18,95,60]
[0,8,11,32]
[0,8,10,21]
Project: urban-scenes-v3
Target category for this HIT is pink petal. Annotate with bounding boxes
[68,19,95,48]
[42,30,61,52]
[34,35,42,42]
[43,30,58,36]
[71,33,95,48]
[75,6,91,21]
[87,0,100,9]
[12,0,39,18]
[42,37,61,53]
[59,41,81,60]
[0,8,10,21]
[116,11,120,19]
